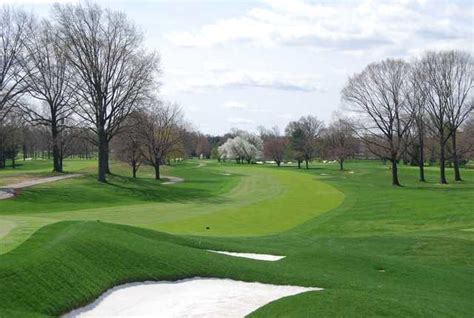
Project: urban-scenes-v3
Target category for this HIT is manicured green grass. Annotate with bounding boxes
[0,159,343,253]
[0,159,473,317]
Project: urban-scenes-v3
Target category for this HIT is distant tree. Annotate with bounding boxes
[181,129,198,158]
[262,127,288,167]
[324,118,359,170]
[0,7,30,122]
[444,52,473,181]
[195,135,211,159]
[210,146,220,161]
[285,115,324,169]
[0,113,23,168]
[140,101,184,180]
[20,18,76,173]
[420,51,473,183]
[53,2,159,182]
[112,113,144,178]
[263,137,288,167]
[218,131,263,164]
[405,60,429,182]
[342,59,413,186]
[456,116,474,161]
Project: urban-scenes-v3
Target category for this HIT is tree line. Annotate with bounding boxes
[0,3,188,182]
[214,102,472,185]
[0,3,472,186]
[342,52,473,185]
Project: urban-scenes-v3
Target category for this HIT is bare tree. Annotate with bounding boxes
[19,18,76,173]
[140,101,184,180]
[112,113,144,178]
[285,115,324,169]
[445,52,473,181]
[195,135,211,159]
[53,2,159,182]
[420,51,473,183]
[342,59,413,186]
[455,116,474,162]
[405,60,429,182]
[0,6,29,122]
[324,118,359,170]
[0,111,24,168]
[262,127,288,167]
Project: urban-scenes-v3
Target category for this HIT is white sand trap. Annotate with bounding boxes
[64,278,321,318]
[161,176,184,185]
[208,250,285,261]
[0,189,15,200]
[0,174,81,200]
[1,174,81,189]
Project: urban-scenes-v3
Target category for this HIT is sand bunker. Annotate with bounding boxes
[0,174,81,200]
[161,176,184,185]
[0,189,15,200]
[208,250,285,261]
[64,278,321,318]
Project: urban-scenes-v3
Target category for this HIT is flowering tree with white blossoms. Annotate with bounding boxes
[218,131,263,163]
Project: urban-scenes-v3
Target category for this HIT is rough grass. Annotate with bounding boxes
[0,159,473,317]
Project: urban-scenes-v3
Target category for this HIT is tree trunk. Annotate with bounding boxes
[276,161,281,167]
[451,132,462,181]
[339,159,344,171]
[104,141,111,174]
[418,134,425,182]
[132,161,137,178]
[154,163,160,180]
[391,159,400,186]
[297,161,301,169]
[51,123,62,173]
[439,135,447,184]
[305,160,309,169]
[97,129,107,182]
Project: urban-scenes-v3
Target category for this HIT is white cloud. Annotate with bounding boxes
[1,0,77,3]
[166,68,322,93]
[227,117,255,125]
[224,101,248,109]
[166,0,473,55]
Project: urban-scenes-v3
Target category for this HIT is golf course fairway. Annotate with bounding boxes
[0,159,473,317]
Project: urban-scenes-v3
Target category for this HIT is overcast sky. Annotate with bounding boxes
[5,0,474,135]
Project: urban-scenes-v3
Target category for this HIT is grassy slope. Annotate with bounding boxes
[0,159,473,317]
[0,160,343,253]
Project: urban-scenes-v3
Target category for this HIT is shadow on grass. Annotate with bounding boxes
[104,174,230,204]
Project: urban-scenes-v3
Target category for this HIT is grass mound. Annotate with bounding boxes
[1,219,473,317]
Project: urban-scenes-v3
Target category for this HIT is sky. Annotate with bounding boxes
[3,0,474,135]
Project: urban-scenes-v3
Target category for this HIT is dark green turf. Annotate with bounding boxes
[0,159,473,317]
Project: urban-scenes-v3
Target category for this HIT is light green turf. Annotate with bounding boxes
[0,159,343,253]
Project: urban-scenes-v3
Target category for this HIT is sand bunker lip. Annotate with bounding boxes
[63,277,321,318]
[208,250,285,261]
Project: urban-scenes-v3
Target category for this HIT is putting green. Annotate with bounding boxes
[0,163,343,253]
